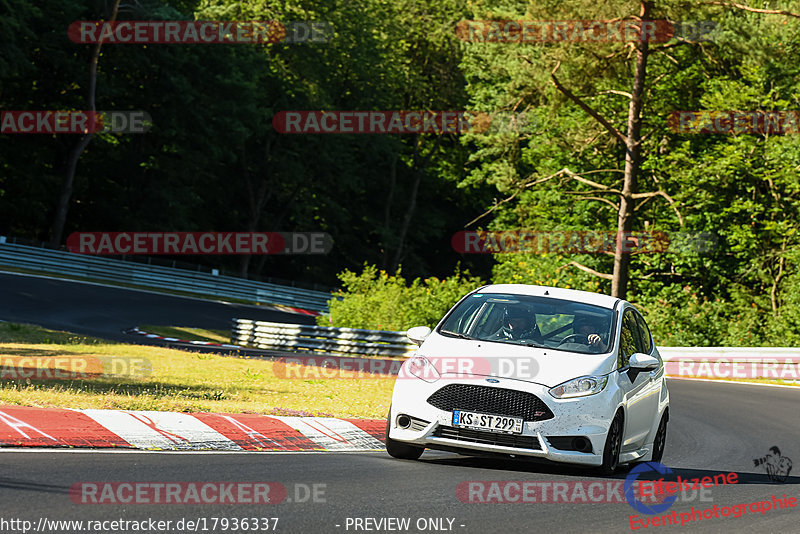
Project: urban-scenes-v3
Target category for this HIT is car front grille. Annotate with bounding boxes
[426,384,554,421]
[433,426,541,450]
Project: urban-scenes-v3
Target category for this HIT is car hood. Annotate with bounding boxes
[415,332,614,388]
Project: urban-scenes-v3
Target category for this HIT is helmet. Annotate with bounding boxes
[502,304,534,339]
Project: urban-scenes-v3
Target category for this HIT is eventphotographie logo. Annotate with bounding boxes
[625,462,737,516]
[625,463,678,515]
[753,446,793,483]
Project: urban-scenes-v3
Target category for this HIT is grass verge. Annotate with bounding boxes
[3,323,793,422]
[0,322,393,419]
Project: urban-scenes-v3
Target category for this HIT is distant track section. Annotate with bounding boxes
[0,241,331,312]
[0,271,316,343]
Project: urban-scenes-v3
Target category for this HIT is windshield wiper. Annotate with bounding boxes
[440,330,475,340]
[522,341,548,348]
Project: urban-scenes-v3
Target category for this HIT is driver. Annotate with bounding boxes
[492,304,543,343]
[573,315,608,352]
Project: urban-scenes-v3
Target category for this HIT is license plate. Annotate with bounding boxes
[452,410,524,434]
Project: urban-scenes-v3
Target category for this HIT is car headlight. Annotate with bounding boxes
[549,375,608,399]
[404,355,441,383]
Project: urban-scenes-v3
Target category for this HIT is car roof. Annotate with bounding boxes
[474,284,621,310]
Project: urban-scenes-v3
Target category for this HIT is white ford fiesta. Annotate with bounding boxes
[386,284,669,473]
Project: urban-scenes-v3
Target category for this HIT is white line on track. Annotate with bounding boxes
[667,376,800,389]
[0,448,385,454]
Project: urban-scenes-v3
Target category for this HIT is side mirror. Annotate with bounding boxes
[629,352,659,370]
[406,326,432,346]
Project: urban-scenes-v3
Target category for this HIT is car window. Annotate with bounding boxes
[634,311,653,354]
[438,292,613,354]
[538,313,573,337]
[472,301,503,337]
[450,298,483,333]
[619,310,638,368]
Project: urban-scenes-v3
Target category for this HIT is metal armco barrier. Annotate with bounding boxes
[659,347,800,380]
[230,321,800,380]
[232,319,417,357]
[0,242,332,312]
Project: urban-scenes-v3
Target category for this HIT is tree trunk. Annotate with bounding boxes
[239,137,273,278]
[390,135,440,271]
[611,1,651,299]
[252,182,304,277]
[380,151,398,270]
[391,168,422,271]
[49,0,120,247]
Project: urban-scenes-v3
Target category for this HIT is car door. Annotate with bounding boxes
[616,306,659,450]
[632,309,662,438]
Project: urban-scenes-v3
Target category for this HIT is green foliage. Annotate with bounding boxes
[0,0,480,285]
[452,0,800,347]
[3,0,800,347]
[320,264,484,330]
[491,254,603,293]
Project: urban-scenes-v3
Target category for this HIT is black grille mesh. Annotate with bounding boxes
[426,384,554,421]
[433,426,541,450]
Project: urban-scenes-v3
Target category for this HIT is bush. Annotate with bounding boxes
[634,285,768,347]
[322,264,792,347]
[319,264,485,331]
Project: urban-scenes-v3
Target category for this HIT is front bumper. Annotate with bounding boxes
[389,376,620,466]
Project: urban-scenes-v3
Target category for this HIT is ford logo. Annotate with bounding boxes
[486,378,499,383]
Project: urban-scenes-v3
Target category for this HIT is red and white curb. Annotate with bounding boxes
[126,327,242,349]
[0,406,385,451]
[272,304,321,317]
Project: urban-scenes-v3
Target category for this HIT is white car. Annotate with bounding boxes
[386,284,669,473]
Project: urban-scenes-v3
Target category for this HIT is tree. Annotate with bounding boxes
[460,0,695,299]
[49,0,121,246]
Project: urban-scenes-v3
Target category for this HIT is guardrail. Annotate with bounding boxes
[230,321,800,381]
[659,347,800,381]
[232,319,417,357]
[0,242,333,313]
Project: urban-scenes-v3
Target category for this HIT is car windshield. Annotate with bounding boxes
[438,292,614,355]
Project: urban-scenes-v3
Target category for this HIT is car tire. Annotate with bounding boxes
[651,412,668,463]
[385,414,424,460]
[599,411,623,475]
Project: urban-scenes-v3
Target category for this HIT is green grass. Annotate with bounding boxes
[2,322,793,422]
[0,322,107,345]
[0,322,393,418]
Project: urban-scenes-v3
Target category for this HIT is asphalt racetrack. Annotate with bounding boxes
[0,381,795,533]
[0,271,315,344]
[0,272,798,532]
